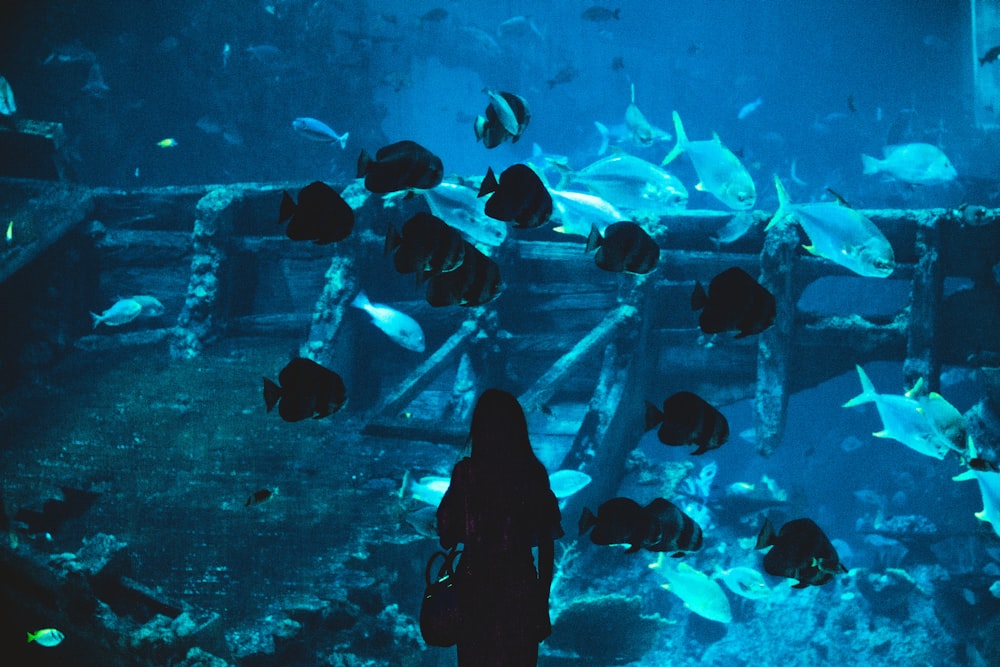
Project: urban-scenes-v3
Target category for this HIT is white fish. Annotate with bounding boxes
[953,438,1000,538]
[861,143,957,185]
[291,117,349,148]
[91,298,143,329]
[351,291,425,352]
[737,97,762,120]
[716,566,771,599]
[842,365,949,459]
[555,154,688,216]
[650,555,732,623]
[624,83,667,147]
[771,175,894,278]
[484,90,521,137]
[549,189,626,238]
[422,180,507,246]
[128,295,166,318]
[547,470,592,499]
[27,628,65,647]
[662,111,756,210]
[0,75,16,117]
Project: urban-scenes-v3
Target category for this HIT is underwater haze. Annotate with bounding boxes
[3,1,1000,666]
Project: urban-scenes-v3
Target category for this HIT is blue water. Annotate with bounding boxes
[2,1,999,666]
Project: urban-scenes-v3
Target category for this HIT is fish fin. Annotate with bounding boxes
[477,167,498,198]
[356,150,372,178]
[279,191,296,222]
[349,290,369,310]
[904,377,925,399]
[585,224,602,253]
[953,470,976,482]
[90,312,101,329]
[803,244,819,256]
[594,121,610,156]
[626,542,641,554]
[644,400,664,431]
[768,174,793,231]
[826,187,851,207]
[861,154,881,175]
[383,225,401,256]
[694,182,706,192]
[671,551,685,558]
[660,111,686,167]
[843,365,877,407]
[755,518,775,550]
[690,281,707,311]
[792,581,810,589]
[578,507,596,536]
[337,131,349,150]
[873,430,891,439]
[263,378,281,412]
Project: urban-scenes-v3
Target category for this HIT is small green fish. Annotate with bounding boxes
[27,628,65,647]
[5,220,12,246]
[156,137,178,148]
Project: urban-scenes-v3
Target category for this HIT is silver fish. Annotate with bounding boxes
[351,291,425,352]
[292,117,349,148]
[861,143,956,185]
[556,153,688,217]
[90,298,143,329]
[662,111,756,210]
[422,179,507,246]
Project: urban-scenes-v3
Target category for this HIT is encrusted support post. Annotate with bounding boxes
[755,218,799,457]
[170,187,238,360]
[300,254,357,368]
[903,212,943,392]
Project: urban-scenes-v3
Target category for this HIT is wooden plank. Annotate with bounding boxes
[904,215,944,391]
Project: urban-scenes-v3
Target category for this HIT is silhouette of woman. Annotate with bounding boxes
[437,389,564,666]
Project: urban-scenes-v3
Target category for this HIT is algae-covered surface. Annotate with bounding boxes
[0,335,450,626]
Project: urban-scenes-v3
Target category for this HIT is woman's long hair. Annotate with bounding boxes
[468,389,548,495]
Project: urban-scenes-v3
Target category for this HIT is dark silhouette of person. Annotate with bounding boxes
[437,389,564,666]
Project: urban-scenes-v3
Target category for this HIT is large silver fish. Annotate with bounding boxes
[351,290,425,352]
[661,111,755,210]
[771,176,894,278]
[422,179,508,247]
[861,143,956,185]
[549,189,626,238]
[556,153,687,219]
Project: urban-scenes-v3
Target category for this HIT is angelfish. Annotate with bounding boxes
[662,111,756,210]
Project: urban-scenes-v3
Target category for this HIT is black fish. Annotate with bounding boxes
[691,267,775,338]
[425,243,503,307]
[474,91,531,147]
[278,181,354,244]
[385,212,465,278]
[582,6,621,21]
[586,222,660,274]
[246,488,273,506]
[579,497,702,555]
[970,457,1000,473]
[546,65,579,89]
[263,357,346,422]
[419,8,448,23]
[611,56,625,71]
[981,45,1000,66]
[755,517,846,588]
[644,392,729,455]
[357,140,443,194]
[478,164,553,229]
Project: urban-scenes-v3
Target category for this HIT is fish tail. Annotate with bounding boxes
[279,191,296,222]
[644,400,664,431]
[754,518,775,550]
[349,290,369,311]
[477,167,499,198]
[27,631,34,643]
[594,121,610,156]
[768,175,792,231]
[578,507,597,536]
[356,149,372,178]
[262,378,281,412]
[861,153,881,175]
[584,224,603,254]
[660,111,687,167]
[690,281,707,311]
[90,312,101,329]
[843,365,877,408]
[336,131,349,150]
[383,225,401,256]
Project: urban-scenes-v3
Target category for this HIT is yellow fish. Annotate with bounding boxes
[156,137,178,148]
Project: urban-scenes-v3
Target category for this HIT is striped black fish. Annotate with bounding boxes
[478,164,552,229]
[586,221,660,274]
[691,266,775,338]
[579,496,703,555]
[645,391,729,455]
[357,140,443,194]
[385,212,465,279]
[755,517,846,588]
[425,243,503,307]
